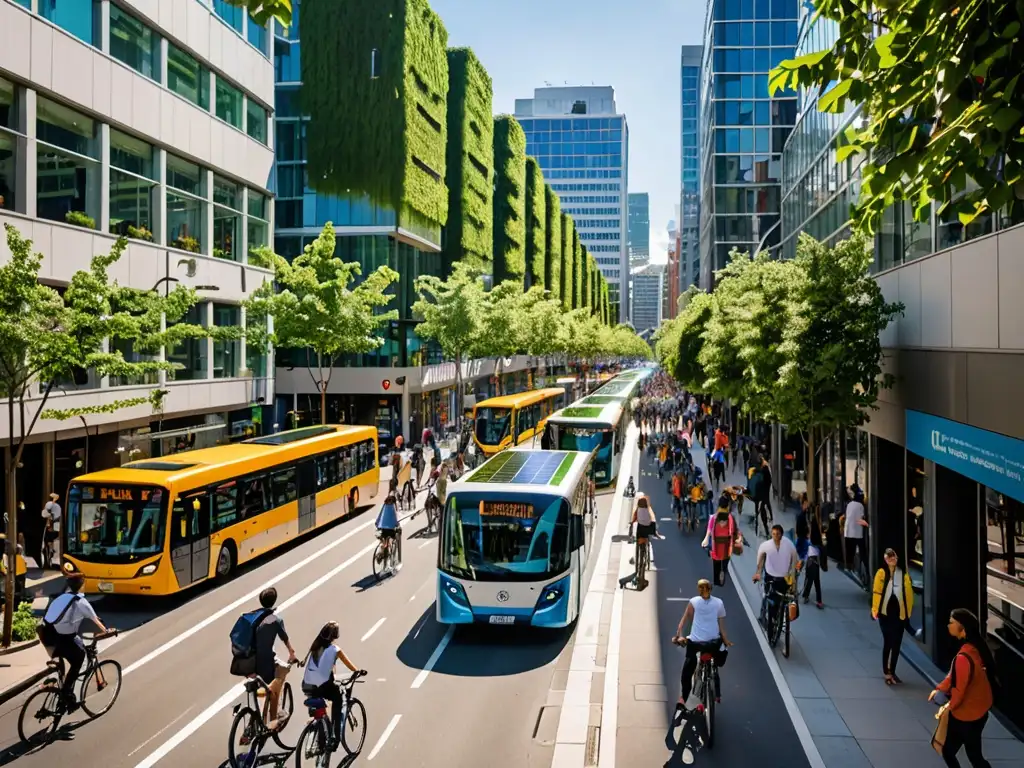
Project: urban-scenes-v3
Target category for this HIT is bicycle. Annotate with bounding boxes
[18,630,121,745]
[758,576,795,658]
[295,671,367,767]
[423,491,441,535]
[228,671,296,768]
[672,637,720,749]
[627,533,651,589]
[372,529,402,580]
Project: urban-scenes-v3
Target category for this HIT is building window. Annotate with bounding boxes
[215,78,244,129]
[213,304,240,378]
[0,78,17,212]
[109,4,159,80]
[213,0,245,34]
[109,129,157,239]
[246,99,268,144]
[168,305,207,381]
[168,44,210,110]
[109,337,159,387]
[247,16,268,55]
[246,313,268,377]
[212,175,242,261]
[39,0,99,46]
[247,190,270,256]
[36,97,100,228]
[166,155,207,253]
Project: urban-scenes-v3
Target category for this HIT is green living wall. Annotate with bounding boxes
[573,233,583,309]
[525,158,545,289]
[302,0,449,234]
[492,116,527,285]
[444,47,494,272]
[581,251,592,314]
[560,214,573,310]
[545,186,561,296]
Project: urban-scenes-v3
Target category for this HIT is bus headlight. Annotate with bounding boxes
[440,576,470,607]
[134,559,160,578]
[541,585,564,603]
[62,560,77,573]
[535,576,570,611]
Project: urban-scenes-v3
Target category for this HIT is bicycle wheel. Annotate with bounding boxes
[768,599,784,648]
[80,659,122,717]
[372,543,385,581]
[272,682,295,750]
[295,719,332,768]
[341,698,367,755]
[18,687,62,744]
[228,707,262,768]
[782,606,791,659]
[702,668,715,748]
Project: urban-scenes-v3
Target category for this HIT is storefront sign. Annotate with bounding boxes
[905,410,1024,501]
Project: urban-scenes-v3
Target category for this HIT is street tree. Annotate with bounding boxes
[774,233,903,504]
[518,286,565,367]
[474,280,525,395]
[224,0,292,25]
[246,223,398,425]
[655,287,713,392]
[560,310,604,392]
[1,224,211,644]
[412,261,486,431]
[770,2,1024,231]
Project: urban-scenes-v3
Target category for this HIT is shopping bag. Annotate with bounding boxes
[931,704,950,755]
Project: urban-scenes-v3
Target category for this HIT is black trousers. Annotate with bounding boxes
[680,640,720,703]
[942,712,991,768]
[308,681,346,741]
[52,633,85,700]
[712,558,730,586]
[802,556,822,602]
[879,596,905,675]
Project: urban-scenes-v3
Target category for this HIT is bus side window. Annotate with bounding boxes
[316,453,338,488]
[361,440,373,472]
[271,467,298,506]
[212,482,238,532]
[239,475,268,518]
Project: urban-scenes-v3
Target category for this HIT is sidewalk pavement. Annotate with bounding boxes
[709,453,1024,768]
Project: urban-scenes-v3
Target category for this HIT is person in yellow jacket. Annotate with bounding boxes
[871,548,914,685]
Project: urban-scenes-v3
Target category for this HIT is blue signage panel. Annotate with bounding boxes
[905,410,1024,502]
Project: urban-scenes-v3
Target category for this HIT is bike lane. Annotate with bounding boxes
[607,450,816,766]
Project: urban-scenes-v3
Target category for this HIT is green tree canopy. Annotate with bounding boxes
[770,1,1024,231]
[473,280,524,393]
[519,286,564,358]
[224,0,292,25]
[246,223,398,423]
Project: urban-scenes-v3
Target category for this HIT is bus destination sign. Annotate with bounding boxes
[80,486,162,504]
[479,501,534,519]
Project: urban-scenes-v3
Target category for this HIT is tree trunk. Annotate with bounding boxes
[806,426,817,509]
[455,351,464,435]
[495,357,503,396]
[3,397,17,647]
[320,383,327,426]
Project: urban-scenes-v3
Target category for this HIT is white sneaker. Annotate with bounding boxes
[682,746,695,764]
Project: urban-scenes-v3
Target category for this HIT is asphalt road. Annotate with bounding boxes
[0,477,616,768]
[632,445,812,767]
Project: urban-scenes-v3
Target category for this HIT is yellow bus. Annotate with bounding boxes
[472,388,566,458]
[61,425,379,596]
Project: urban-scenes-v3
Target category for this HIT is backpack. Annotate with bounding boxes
[229,608,272,677]
[37,594,82,654]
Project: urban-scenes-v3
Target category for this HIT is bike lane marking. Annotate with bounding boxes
[367,713,402,760]
[361,617,386,642]
[410,625,453,689]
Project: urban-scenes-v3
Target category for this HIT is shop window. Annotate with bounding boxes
[0,77,17,212]
[110,4,159,81]
[213,304,240,378]
[906,452,927,637]
[168,44,210,111]
[36,97,100,228]
[40,0,99,46]
[213,176,242,261]
[984,488,1024,728]
[215,78,244,130]
[168,304,207,380]
[167,155,207,252]
[109,129,156,238]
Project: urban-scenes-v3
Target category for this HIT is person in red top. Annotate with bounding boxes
[702,501,737,586]
[929,608,996,768]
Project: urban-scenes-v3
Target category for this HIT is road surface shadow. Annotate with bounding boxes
[0,716,91,764]
[395,605,572,678]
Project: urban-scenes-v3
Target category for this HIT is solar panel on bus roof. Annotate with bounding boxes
[581,395,619,405]
[471,451,573,485]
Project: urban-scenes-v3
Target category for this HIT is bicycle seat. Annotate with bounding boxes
[46,660,61,669]
[244,678,264,693]
[304,697,326,709]
[699,652,714,663]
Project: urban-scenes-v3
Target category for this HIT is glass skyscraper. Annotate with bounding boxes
[515,86,629,321]
[698,0,799,289]
[627,192,650,266]
[680,45,702,289]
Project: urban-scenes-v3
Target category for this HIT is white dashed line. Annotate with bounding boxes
[361,617,386,642]
[367,714,402,760]
[410,625,454,689]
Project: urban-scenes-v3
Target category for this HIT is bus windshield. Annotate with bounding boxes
[66,483,168,563]
[475,407,512,445]
[558,428,614,484]
[440,492,570,582]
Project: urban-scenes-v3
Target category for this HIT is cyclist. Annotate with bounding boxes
[253,587,299,730]
[375,494,401,570]
[40,573,111,713]
[671,468,685,527]
[753,524,801,627]
[301,622,366,751]
[673,578,733,712]
[629,492,659,541]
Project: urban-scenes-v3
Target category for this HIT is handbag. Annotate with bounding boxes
[931,704,950,755]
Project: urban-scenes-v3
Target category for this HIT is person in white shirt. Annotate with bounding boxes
[301,622,365,750]
[41,574,111,711]
[673,578,733,711]
[843,486,869,573]
[41,492,62,569]
[753,525,801,627]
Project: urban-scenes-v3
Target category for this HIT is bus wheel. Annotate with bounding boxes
[216,542,236,578]
[349,488,360,514]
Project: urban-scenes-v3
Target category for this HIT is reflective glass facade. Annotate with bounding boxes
[627,192,650,265]
[698,0,799,289]
[681,46,702,288]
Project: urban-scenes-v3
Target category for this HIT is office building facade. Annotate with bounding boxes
[680,45,701,289]
[515,86,629,321]
[627,192,649,266]
[629,262,662,335]
[698,0,799,290]
[0,0,275,559]
[776,4,1024,734]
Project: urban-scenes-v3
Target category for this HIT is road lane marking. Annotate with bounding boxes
[418,541,433,549]
[410,625,453,689]
[408,593,417,602]
[665,597,686,601]
[131,541,376,768]
[367,714,402,761]
[127,706,195,757]
[124,519,374,677]
[361,618,386,642]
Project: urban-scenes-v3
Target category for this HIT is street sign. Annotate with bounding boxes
[382,379,391,391]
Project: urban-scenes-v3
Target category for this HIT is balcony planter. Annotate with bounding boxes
[127,225,154,242]
[172,236,201,254]
[64,211,96,230]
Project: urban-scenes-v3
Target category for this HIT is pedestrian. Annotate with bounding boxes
[871,548,914,685]
[844,485,869,575]
[753,459,773,535]
[703,500,738,586]
[801,506,825,609]
[41,492,62,569]
[930,608,996,768]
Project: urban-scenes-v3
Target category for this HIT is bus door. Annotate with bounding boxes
[297,460,317,533]
[171,492,211,586]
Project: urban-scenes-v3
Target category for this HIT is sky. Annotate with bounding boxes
[431,0,706,264]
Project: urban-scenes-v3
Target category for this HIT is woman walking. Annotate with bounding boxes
[703,500,738,587]
[801,506,825,609]
[929,608,995,767]
[871,548,914,684]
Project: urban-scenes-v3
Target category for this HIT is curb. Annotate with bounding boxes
[0,638,40,656]
[0,667,48,707]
